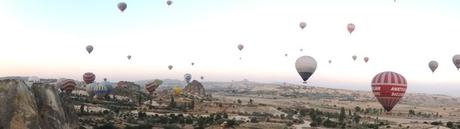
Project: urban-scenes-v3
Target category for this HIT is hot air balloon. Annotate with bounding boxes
[347,23,355,34]
[145,79,163,94]
[86,45,93,54]
[200,76,204,80]
[429,61,438,73]
[299,22,306,30]
[166,0,173,6]
[102,78,113,94]
[59,79,76,94]
[173,86,182,96]
[453,55,460,70]
[352,55,357,61]
[86,83,96,98]
[191,62,195,66]
[328,60,332,64]
[83,72,96,84]
[300,49,303,52]
[364,57,369,63]
[117,81,128,88]
[295,56,317,84]
[238,44,244,51]
[184,73,192,83]
[285,53,288,57]
[94,84,109,97]
[371,71,407,112]
[168,65,173,70]
[127,55,131,60]
[118,2,127,12]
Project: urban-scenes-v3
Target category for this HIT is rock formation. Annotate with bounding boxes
[183,80,206,96]
[0,79,79,129]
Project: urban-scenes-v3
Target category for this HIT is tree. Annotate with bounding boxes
[237,99,242,105]
[353,112,361,124]
[447,121,453,128]
[339,107,346,123]
[170,96,176,108]
[190,99,195,110]
[80,105,85,114]
[355,106,361,113]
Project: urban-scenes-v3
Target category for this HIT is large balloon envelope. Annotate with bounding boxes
[371,71,407,112]
[295,56,317,83]
[59,79,76,94]
[94,84,109,97]
[146,79,163,94]
[299,22,306,30]
[83,72,96,84]
[86,45,93,54]
[101,78,113,94]
[168,65,173,70]
[238,44,244,51]
[453,55,460,70]
[347,23,355,34]
[127,55,131,60]
[428,61,438,73]
[191,62,195,66]
[118,2,127,12]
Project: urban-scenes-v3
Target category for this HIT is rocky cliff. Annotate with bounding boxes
[0,79,79,129]
[183,80,206,96]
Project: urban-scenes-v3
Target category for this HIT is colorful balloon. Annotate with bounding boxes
[118,2,127,12]
[94,84,109,97]
[364,57,369,63]
[299,22,306,30]
[453,55,460,70]
[86,45,93,54]
[184,73,192,83]
[428,61,438,73]
[347,23,355,34]
[371,71,407,112]
[146,79,163,94]
[295,56,317,83]
[59,79,76,94]
[83,72,96,84]
[102,78,113,94]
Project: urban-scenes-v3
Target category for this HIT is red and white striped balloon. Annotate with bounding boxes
[83,72,96,84]
[371,71,407,112]
[60,79,76,94]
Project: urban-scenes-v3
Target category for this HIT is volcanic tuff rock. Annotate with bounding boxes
[183,80,206,96]
[0,79,79,129]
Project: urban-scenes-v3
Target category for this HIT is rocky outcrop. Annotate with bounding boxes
[0,79,79,129]
[183,80,206,96]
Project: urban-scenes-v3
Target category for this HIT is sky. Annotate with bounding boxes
[0,0,460,96]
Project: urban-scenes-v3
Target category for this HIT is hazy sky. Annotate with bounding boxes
[1,0,460,96]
